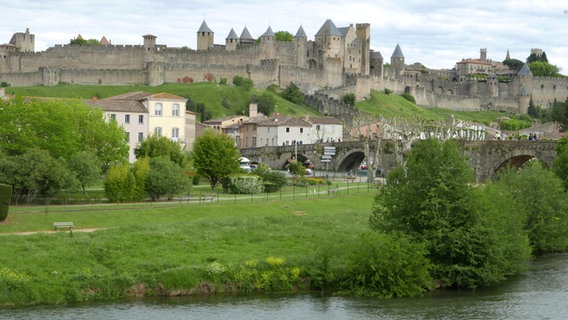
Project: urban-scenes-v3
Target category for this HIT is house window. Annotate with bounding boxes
[125,114,130,124]
[172,104,180,117]
[316,124,321,130]
[300,128,304,133]
[172,127,179,141]
[125,132,130,141]
[154,127,162,137]
[286,127,290,133]
[155,103,162,116]
[138,132,143,142]
[138,115,144,124]
[110,114,116,121]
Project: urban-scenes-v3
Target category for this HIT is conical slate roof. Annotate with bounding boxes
[518,63,533,76]
[197,20,213,33]
[261,26,275,37]
[226,28,238,40]
[371,51,383,59]
[392,44,404,58]
[240,27,254,41]
[295,25,307,38]
[315,19,342,37]
[197,20,213,32]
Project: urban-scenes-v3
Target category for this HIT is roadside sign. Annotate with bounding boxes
[320,159,331,163]
[321,155,332,159]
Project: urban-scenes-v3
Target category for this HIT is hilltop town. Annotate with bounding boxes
[1,19,567,118]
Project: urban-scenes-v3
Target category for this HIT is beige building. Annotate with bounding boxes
[84,98,148,163]
[99,92,192,159]
[203,115,249,134]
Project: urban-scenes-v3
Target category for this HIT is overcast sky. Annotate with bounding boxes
[1,0,567,73]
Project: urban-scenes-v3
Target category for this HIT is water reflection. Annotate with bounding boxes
[2,254,567,320]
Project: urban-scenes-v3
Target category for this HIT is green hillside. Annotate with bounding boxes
[7,83,319,120]
[7,83,510,124]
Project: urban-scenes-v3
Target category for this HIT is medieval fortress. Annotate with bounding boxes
[1,20,567,116]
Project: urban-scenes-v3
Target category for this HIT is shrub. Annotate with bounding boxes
[261,170,287,192]
[400,93,416,104]
[306,177,325,185]
[227,175,263,194]
[343,232,432,298]
[0,183,12,221]
[342,93,355,106]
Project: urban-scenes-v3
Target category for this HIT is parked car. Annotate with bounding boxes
[360,161,367,170]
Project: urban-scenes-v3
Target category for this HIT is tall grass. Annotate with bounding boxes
[0,192,375,306]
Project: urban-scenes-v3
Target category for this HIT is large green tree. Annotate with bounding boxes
[554,136,568,189]
[192,130,240,189]
[370,139,528,288]
[145,156,190,201]
[496,161,568,254]
[529,61,561,77]
[0,97,128,170]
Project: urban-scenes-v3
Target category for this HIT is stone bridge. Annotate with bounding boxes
[240,140,558,183]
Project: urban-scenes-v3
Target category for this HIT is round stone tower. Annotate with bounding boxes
[390,44,405,78]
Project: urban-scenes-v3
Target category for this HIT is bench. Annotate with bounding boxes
[53,222,74,231]
[345,176,357,182]
[53,222,74,236]
[201,194,217,202]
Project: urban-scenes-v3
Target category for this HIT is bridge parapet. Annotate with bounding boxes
[241,140,558,183]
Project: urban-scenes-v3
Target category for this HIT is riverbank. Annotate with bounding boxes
[0,193,376,306]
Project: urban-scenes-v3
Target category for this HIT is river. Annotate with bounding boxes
[2,254,567,319]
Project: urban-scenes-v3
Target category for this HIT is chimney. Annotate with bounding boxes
[249,102,258,117]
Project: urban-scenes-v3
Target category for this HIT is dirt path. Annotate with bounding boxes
[0,228,104,236]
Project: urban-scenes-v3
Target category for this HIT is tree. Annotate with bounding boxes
[67,151,102,197]
[0,97,128,172]
[275,31,293,42]
[529,61,561,77]
[497,161,568,254]
[503,58,525,72]
[0,183,12,222]
[192,130,241,189]
[253,93,276,116]
[104,163,136,203]
[232,75,254,91]
[370,139,521,288]
[551,98,568,131]
[10,149,76,203]
[527,51,548,64]
[145,156,190,201]
[280,83,304,104]
[134,135,188,167]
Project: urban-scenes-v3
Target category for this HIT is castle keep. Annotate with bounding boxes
[1,20,567,114]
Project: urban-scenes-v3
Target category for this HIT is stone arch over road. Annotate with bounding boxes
[241,140,558,183]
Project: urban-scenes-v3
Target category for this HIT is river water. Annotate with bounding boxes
[2,254,567,320]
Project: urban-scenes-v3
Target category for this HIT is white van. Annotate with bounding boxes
[239,157,251,172]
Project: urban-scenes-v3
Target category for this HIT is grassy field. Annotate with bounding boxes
[0,189,376,305]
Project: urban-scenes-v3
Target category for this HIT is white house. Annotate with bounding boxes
[302,115,343,143]
[256,115,312,146]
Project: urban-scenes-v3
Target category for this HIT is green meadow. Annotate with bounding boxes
[0,189,376,306]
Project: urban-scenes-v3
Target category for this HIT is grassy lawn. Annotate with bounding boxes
[0,191,376,305]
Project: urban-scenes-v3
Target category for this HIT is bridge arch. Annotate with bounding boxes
[486,147,554,181]
[335,149,366,172]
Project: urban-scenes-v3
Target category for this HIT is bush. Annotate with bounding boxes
[400,93,416,104]
[342,93,355,106]
[0,183,12,221]
[227,175,263,194]
[261,170,287,192]
[343,232,432,298]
